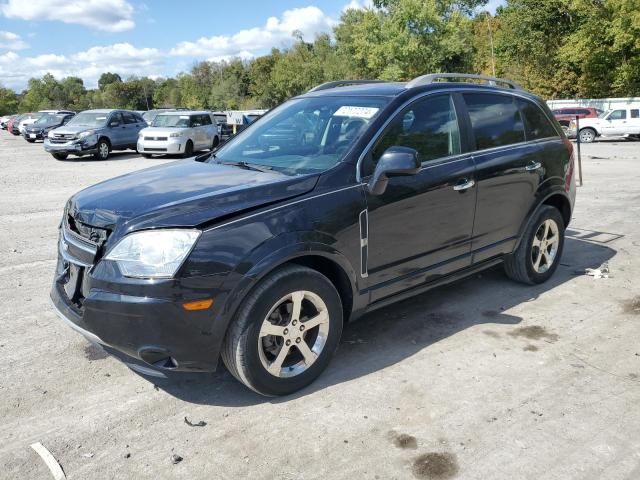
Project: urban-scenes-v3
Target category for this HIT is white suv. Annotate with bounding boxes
[137,111,219,158]
[571,107,640,142]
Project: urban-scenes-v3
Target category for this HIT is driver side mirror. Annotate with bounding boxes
[367,146,420,195]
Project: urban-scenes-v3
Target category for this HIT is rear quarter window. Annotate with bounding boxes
[463,93,525,149]
[517,99,558,140]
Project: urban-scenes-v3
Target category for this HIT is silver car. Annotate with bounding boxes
[137,111,219,158]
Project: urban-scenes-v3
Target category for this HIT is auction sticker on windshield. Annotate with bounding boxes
[333,106,379,119]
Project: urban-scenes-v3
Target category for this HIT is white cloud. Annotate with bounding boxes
[0,30,28,50]
[0,0,135,32]
[342,0,371,12]
[0,43,163,90]
[170,6,335,58]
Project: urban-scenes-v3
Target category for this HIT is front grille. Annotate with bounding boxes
[49,133,75,143]
[144,147,167,152]
[144,136,168,141]
[66,214,109,244]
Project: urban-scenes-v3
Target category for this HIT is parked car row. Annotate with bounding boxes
[3,108,229,161]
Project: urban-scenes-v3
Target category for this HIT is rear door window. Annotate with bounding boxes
[463,93,525,149]
[123,112,137,124]
[516,99,557,140]
[630,109,639,119]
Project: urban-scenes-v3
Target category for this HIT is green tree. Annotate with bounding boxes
[98,72,122,90]
[0,85,18,115]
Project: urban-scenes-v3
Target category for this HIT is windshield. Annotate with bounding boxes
[67,112,109,127]
[209,96,388,176]
[152,114,191,128]
[35,113,62,125]
[599,110,611,119]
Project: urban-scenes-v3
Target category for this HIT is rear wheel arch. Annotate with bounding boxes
[514,191,571,251]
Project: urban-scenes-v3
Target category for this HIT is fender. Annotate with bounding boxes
[513,185,572,251]
[209,231,363,350]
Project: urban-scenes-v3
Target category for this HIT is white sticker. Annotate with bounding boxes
[333,106,379,119]
[180,115,190,119]
[96,116,106,120]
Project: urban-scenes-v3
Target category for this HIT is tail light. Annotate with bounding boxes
[562,137,575,191]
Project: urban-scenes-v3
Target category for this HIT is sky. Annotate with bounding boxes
[0,0,505,92]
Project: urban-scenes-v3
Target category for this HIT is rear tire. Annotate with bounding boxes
[51,153,68,160]
[222,265,343,396]
[504,205,565,285]
[579,128,596,143]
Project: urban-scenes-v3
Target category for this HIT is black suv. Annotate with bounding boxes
[51,74,576,396]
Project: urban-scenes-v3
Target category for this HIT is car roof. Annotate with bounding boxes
[301,81,540,100]
[156,110,211,116]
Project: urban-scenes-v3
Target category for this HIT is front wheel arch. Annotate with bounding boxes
[513,191,572,252]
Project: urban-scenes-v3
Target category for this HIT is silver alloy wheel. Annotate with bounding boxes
[531,219,560,273]
[99,142,109,159]
[258,290,330,378]
[579,129,595,143]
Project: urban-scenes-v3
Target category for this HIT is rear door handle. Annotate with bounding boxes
[525,162,542,171]
[453,179,475,191]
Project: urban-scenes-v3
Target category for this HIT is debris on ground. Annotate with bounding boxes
[583,262,611,279]
[30,442,66,480]
[171,454,183,465]
[80,453,94,458]
[184,416,207,427]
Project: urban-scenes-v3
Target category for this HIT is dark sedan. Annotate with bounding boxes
[23,112,75,142]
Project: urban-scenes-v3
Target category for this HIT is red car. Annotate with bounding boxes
[6,114,25,135]
[551,107,603,131]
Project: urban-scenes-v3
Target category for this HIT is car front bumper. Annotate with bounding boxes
[137,137,186,154]
[24,131,45,140]
[44,137,98,155]
[50,227,230,374]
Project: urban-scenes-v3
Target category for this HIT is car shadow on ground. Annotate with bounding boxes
[54,151,143,162]
[133,236,617,406]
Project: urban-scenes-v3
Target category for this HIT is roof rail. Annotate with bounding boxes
[406,73,522,90]
[307,80,387,93]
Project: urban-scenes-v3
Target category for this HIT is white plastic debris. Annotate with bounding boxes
[585,262,610,279]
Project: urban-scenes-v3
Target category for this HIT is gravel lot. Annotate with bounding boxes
[1,132,639,480]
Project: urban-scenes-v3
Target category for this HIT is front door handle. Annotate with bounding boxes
[525,162,542,171]
[453,179,475,191]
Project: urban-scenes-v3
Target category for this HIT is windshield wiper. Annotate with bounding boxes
[216,160,275,173]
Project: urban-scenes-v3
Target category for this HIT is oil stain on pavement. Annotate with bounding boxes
[412,452,459,479]
[84,343,108,361]
[389,431,418,450]
[508,325,559,342]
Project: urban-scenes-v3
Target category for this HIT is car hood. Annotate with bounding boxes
[140,127,189,137]
[53,125,102,136]
[67,160,318,237]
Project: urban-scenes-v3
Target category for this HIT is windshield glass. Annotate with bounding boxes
[35,113,62,125]
[152,114,191,127]
[209,96,388,176]
[67,112,109,127]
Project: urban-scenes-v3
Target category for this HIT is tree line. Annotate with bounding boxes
[1,0,638,116]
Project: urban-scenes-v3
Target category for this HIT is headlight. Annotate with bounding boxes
[105,229,200,278]
[48,131,56,139]
[169,132,183,138]
[78,130,96,138]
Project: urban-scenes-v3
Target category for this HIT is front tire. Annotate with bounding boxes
[94,139,110,160]
[26,138,35,143]
[579,128,596,143]
[182,140,194,158]
[51,153,68,160]
[222,265,343,396]
[504,206,565,285]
